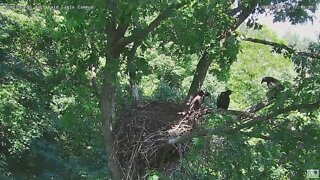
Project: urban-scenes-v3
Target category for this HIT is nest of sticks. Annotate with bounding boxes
[114,101,208,178]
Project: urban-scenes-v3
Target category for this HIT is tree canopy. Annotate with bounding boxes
[0,0,320,179]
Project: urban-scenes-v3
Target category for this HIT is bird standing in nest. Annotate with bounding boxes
[188,90,211,112]
[217,90,232,110]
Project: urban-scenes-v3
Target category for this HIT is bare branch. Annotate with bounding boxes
[243,37,320,59]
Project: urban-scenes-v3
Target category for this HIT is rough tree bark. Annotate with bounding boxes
[101,65,122,179]
[102,21,124,178]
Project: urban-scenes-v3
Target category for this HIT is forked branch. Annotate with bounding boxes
[116,2,188,48]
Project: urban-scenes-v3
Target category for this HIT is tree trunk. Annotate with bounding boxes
[101,54,123,179]
[185,51,212,103]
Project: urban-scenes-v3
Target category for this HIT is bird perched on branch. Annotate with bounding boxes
[188,90,210,112]
[217,90,232,110]
[261,76,284,98]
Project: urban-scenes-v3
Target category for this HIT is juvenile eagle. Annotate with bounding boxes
[188,90,210,111]
[217,90,232,110]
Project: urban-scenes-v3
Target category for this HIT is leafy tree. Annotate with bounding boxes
[97,1,319,177]
[171,27,320,179]
[0,3,108,178]
[1,0,320,179]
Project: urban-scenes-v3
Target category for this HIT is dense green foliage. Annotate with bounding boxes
[0,0,320,179]
[0,6,107,178]
[173,27,320,179]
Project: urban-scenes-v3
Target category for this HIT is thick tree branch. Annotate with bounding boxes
[233,3,257,30]
[116,2,188,48]
[269,100,320,116]
[215,109,258,119]
[243,37,320,59]
[245,99,271,113]
[116,22,130,39]
[185,1,257,102]
[235,100,320,130]
[219,1,258,40]
[106,0,117,33]
[169,100,320,144]
[188,2,258,101]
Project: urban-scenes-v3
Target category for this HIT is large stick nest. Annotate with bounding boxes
[114,101,208,179]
